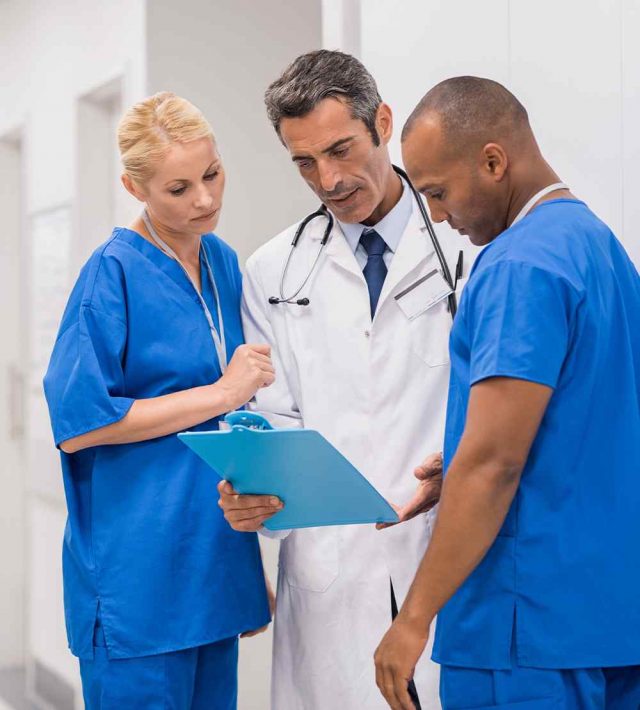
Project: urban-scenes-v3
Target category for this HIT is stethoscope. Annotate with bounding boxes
[142,209,228,372]
[268,165,463,319]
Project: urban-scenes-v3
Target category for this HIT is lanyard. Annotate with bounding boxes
[511,182,569,227]
[142,210,228,372]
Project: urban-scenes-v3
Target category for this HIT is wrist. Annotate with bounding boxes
[397,600,436,634]
[210,380,238,414]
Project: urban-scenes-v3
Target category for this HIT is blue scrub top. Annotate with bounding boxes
[43,228,270,660]
[433,200,640,670]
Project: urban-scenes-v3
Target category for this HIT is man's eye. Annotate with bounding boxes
[170,186,186,196]
[430,192,444,201]
[298,161,312,170]
[333,148,349,158]
[204,171,218,181]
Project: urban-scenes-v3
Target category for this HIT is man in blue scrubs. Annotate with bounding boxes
[374,76,640,709]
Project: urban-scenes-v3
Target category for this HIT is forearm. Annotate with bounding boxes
[60,381,233,453]
[398,448,522,630]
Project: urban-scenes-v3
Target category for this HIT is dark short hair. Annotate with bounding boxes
[265,50,383,145]
[402,76,529,148]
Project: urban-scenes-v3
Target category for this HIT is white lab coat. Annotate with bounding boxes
[241,200,472,710]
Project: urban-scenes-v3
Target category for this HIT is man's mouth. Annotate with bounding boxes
[327,188,359,205]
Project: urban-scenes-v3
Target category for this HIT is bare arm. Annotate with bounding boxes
[60,344,275,454]
[374,376,553,710]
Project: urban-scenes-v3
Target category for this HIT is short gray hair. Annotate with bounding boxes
[265,50,383,145]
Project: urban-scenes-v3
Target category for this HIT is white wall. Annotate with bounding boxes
[0,135,26,669]
[146,0,320,265]
[360,0,640,267]
[0,0,146,706]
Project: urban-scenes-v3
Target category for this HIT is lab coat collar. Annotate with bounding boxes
[322,219,365,281]
[306,195,438,304]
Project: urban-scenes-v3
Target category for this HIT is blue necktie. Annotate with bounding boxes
[360,229,388,317]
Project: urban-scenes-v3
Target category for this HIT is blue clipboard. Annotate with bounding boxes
[178,411,399,530]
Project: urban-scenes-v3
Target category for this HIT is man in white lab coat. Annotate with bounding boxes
[218,50,471,710]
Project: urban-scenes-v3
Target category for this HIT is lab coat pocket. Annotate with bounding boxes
[407,298,451,368]
[281,527,339,593]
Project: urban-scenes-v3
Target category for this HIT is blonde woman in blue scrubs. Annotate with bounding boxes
[44,92,275,709]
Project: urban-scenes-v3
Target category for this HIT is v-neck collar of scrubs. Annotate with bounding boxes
[115,226,204,305]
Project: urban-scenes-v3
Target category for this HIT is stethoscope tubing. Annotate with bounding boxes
[270,165,458,319]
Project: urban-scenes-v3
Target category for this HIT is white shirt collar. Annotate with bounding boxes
[336,177,412,255]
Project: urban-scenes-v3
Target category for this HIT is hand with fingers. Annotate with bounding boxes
[217,343,276,410]
[217,480,284,532]
[374,614,429,710]
[377,452,443,530]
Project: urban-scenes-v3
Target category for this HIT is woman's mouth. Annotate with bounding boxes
[192,208,218,222]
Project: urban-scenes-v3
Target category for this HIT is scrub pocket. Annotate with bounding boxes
[439,628,565,710]
[407,298,451,367]
[281,527,339,593]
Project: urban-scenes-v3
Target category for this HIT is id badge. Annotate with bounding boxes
[394,269,453,321]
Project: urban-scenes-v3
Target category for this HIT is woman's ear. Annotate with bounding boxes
[121,173,146,202]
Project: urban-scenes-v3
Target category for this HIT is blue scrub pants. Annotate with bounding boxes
[440,654,640,709]
[79,621,238,709]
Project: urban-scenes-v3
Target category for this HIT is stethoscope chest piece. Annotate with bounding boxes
[269,205,333,307]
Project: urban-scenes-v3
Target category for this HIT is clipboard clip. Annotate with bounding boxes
[224,411,274,431]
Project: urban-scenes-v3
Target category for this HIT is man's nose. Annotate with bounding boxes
[316,161,341,194]
[427,199,448,224]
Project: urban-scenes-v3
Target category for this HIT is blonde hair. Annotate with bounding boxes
[117,91,214,185]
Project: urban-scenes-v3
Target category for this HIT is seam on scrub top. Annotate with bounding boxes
[80,303,128,328]
[84,234,121,308]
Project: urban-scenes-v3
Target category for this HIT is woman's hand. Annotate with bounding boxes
[216,344,275,410]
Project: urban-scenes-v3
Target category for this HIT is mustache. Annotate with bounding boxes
[319,183,361,202]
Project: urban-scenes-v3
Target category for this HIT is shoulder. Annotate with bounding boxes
[56,230,131,336]
[245,221,302,282]
[202,232,239,266]
[474,202,596,284]
[77,229,135,307]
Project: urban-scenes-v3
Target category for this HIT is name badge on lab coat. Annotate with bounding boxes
[394,269,453,321]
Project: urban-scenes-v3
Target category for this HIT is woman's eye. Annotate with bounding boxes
[203,171,218,181]
[170,186,186,196]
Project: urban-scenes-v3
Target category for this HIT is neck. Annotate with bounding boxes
[362,164,403,226]
[133,212,201,265]
[506,159,574,228]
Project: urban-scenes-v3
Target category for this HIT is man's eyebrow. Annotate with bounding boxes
[416,182,441,194]
[322,136,355,154]
[291,136,356,162]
